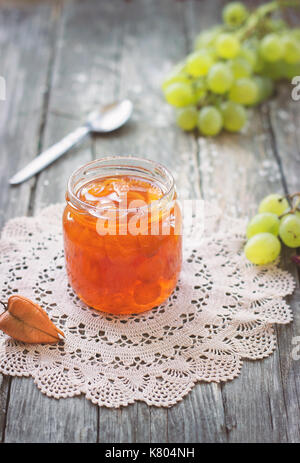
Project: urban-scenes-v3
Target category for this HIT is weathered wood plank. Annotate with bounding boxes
[268,84,300,201]
[2,0,127,443]
[275,253,300,442]
[0,375,9,442]
[5,377,97,443]
[187,0,300,443]
[1,0,299,443]
[267,82,300,443]
[167,383,228,443]
[0,0,60,441]
[194,82,297,443]
[194,110,297,442]
[93,0,214,443]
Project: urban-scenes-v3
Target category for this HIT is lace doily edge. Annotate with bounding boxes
[0,362,244,408]
[0,336,281,408]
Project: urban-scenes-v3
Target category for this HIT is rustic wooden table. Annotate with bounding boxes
[0,0,299,443]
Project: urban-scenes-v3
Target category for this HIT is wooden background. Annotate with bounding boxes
[0,0,299,443]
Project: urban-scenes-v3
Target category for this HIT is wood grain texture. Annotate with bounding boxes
[268,84,300,443]
[0,0,60,441]
[94,0,200,443]
[0,0,299,443]
[186,0,300,443]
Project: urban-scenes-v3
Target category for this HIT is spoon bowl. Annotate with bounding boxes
[88,100,133,133]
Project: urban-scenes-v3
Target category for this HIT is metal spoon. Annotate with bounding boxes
[9,99,133,185]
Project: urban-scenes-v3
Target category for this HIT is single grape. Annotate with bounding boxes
[229,77,258,105]
[223,2,248,28]
[283,61,300,79]
[194,26,223,50]
[279,214,300,248]
[253,53,265,73]
[162,72,190,92]
[261,60,285,81]
[282,35,300,64]
[260,34,284,62]
[258,194,289,217]
[207,63,234,94]
[220,101,247,132]
[164,82,194,107]
[292,28,300,41]
[186,50,214,77]
[238,47,257,70]
[216,33,240,59]
[228,57,252,78]
[161,61,189,91]
[198,106,223,136]
[246,212,280,239]
[193,78,207,101]
[245,233,281,265]
[176,106,198,131]
[253,76,274,104]
[265,18,287,33]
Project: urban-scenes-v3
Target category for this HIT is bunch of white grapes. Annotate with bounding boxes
[245,193,300,265]
[162,1,300,136]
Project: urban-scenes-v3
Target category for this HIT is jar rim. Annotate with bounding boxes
[66,156,176,217]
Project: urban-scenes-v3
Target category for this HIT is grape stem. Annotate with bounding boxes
[0,300,7,313]
[238,0,300,41]
[279,192,300,218]
[289,192,300,200]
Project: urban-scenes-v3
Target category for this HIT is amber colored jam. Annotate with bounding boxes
[63,174,182,314]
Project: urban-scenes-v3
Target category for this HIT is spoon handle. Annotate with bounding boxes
[9,125,90,185]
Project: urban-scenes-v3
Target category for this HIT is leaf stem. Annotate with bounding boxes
[0,300,7,312]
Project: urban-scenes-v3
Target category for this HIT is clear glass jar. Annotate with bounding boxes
[63,156,182,314]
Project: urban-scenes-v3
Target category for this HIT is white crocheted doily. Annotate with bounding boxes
[0,203,295,407]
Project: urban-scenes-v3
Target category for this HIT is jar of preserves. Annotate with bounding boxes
[63,157,182,314]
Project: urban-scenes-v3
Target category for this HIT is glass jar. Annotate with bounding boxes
[63,156,182,314]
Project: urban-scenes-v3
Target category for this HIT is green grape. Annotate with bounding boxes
[253,76,274,104]
[198,106,223,136]
[162,72,190,92]
[258,194,289,217]
[283,61,300,79]
[161,62,189,91]
[292,29,300,41]
[261,60,285,81]
[253,53,265,73]
[265,18,287,33]
[246,213,280,239]
[207,63,234,94]
[176,106,198,131]
[282,35,300,64]
[260,34,284,62]
[194,26,223,50]
[164,82,194,107]
[244,233,281,265]
[220,101,247,132]
[238,47,257,70]
[228,57,252,78]
[279,214,300,248]
[186,50,214,77]
[193,78,207,101]
[216,33,240,59]
[229,78,258,105]
[223,2,248,28]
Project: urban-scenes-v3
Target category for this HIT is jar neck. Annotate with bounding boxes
[66,156,176,218]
